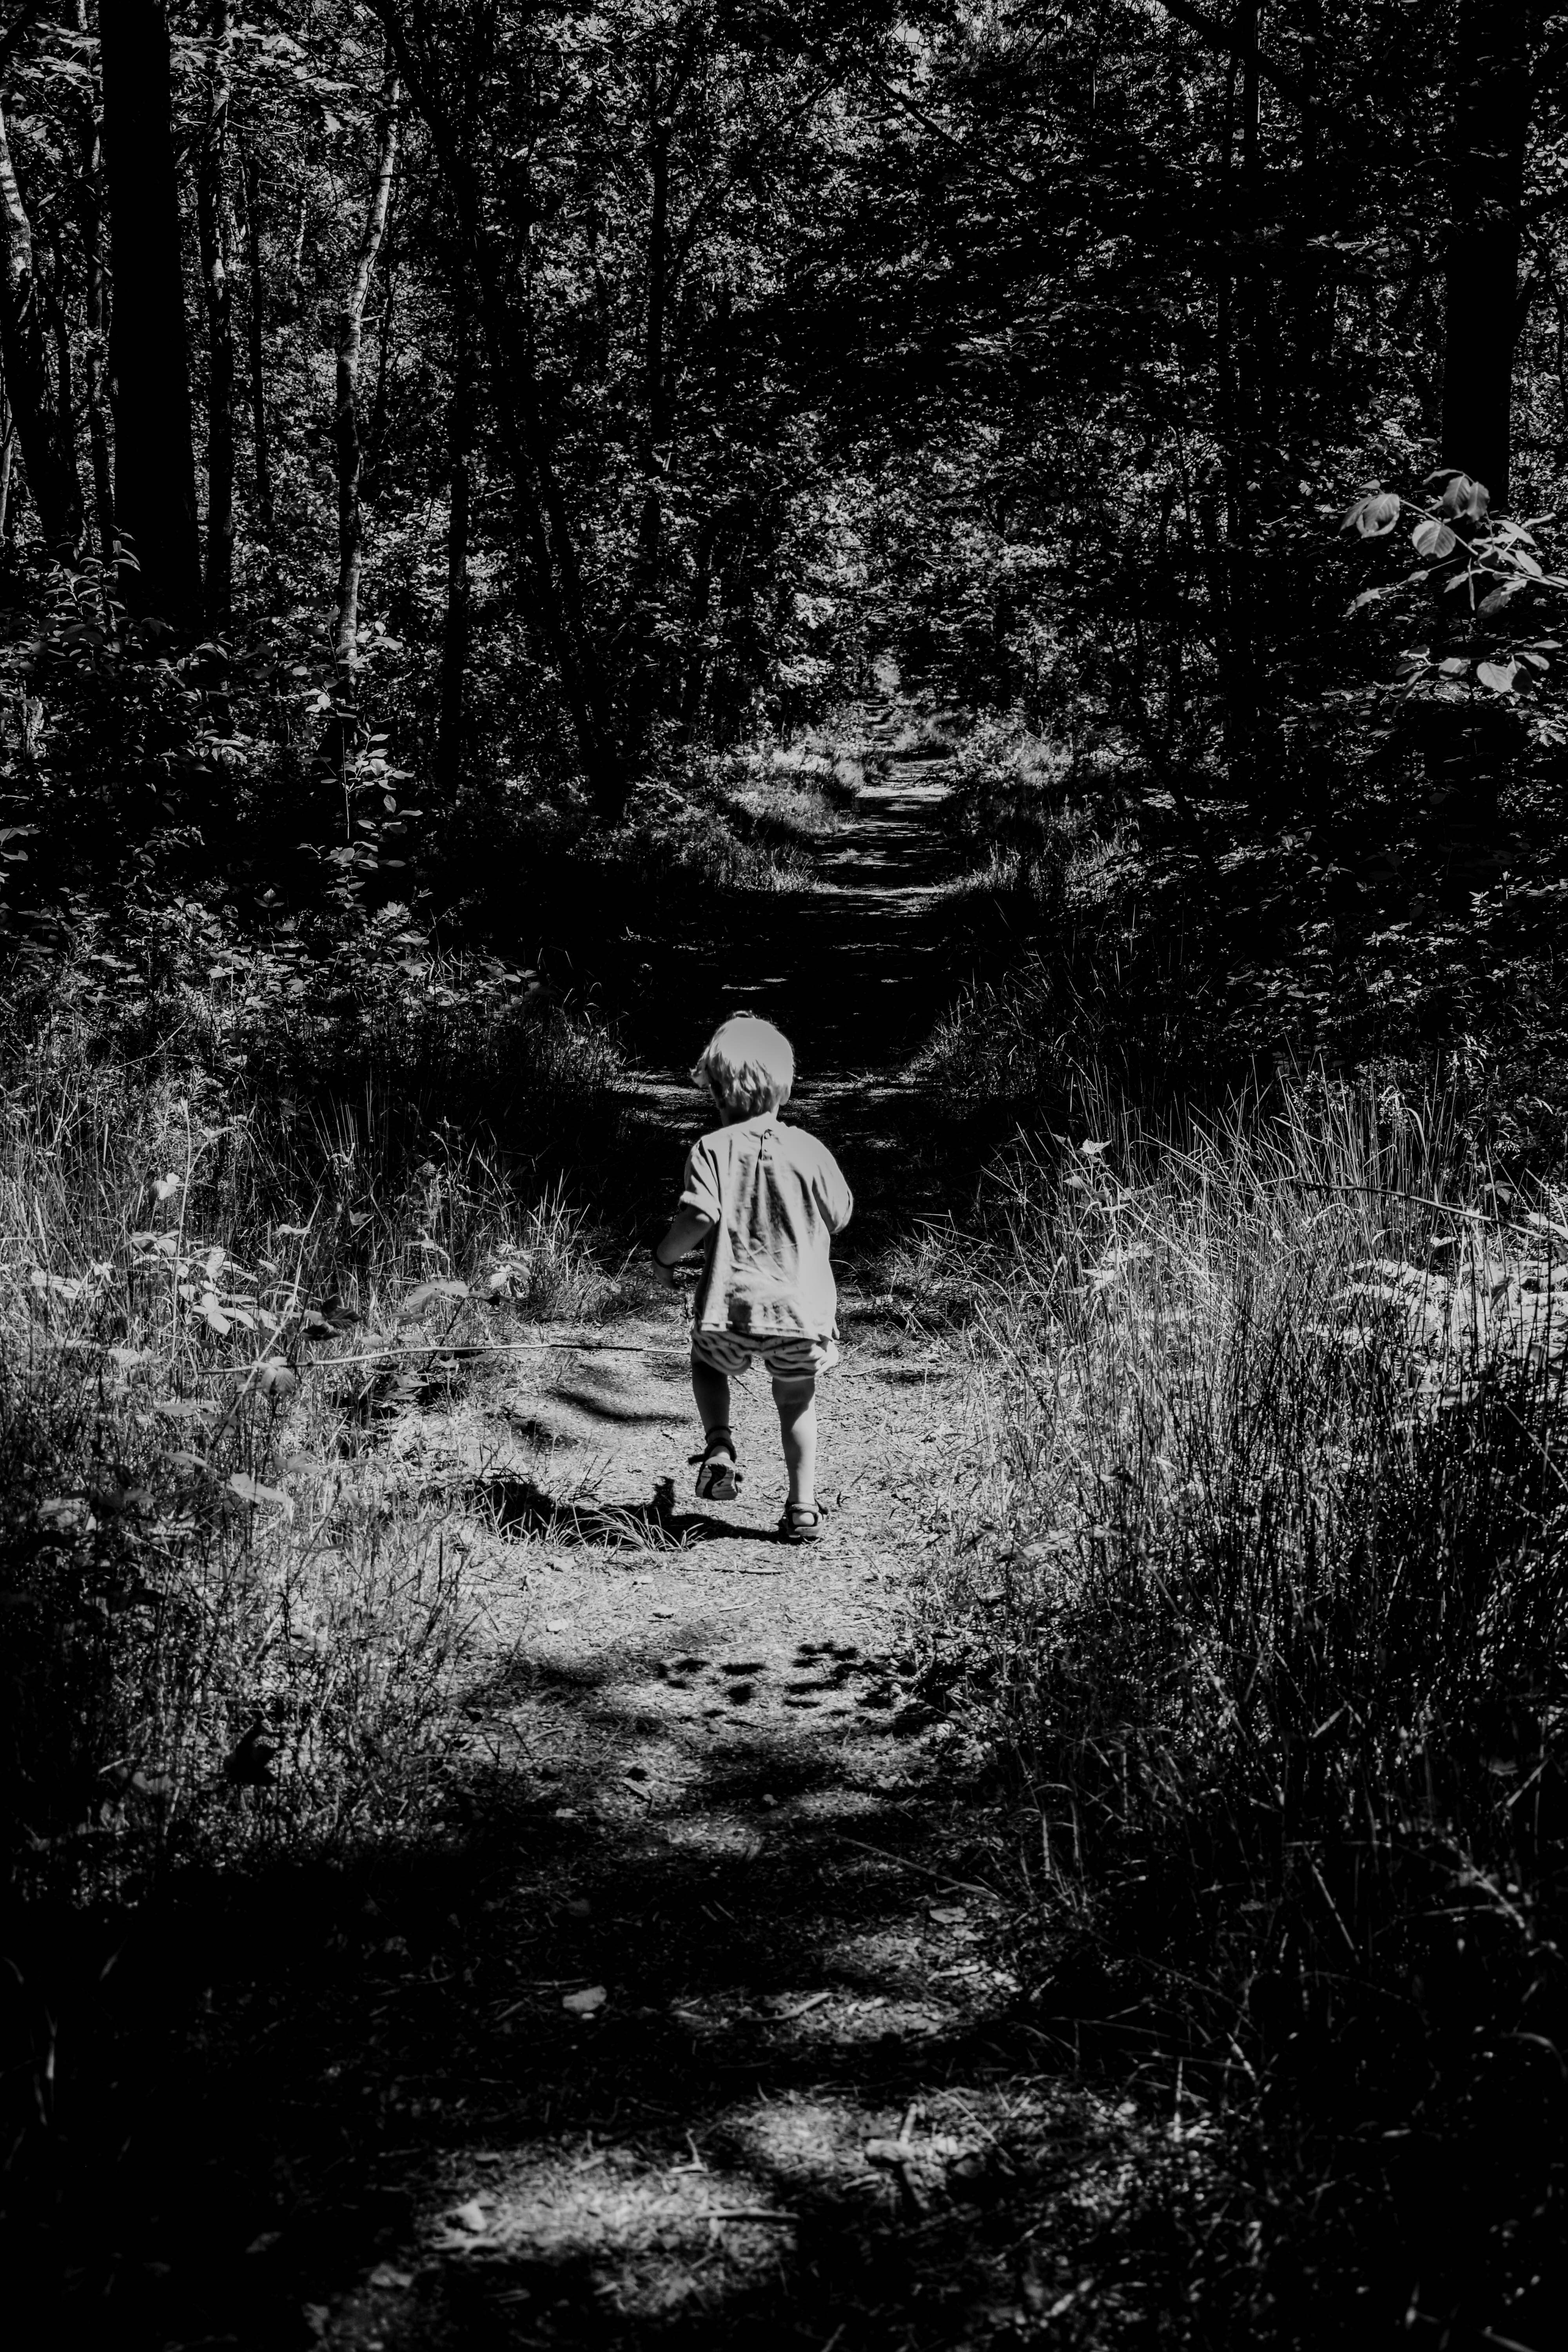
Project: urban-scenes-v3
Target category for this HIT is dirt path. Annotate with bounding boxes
[88,719,1183,2352]
[616,706,973,1239]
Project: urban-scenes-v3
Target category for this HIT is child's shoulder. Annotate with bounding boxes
[775,1118,841,1169]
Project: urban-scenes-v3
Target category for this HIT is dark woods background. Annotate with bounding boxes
[0,0,1566,1122]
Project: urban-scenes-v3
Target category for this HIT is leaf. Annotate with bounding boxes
[1477,576,1529,619]
[1341,490,1400,536]
[1411,518,1457,559]
[154,1172,183,1201]
[1477,659,1519,693]
[562,1984,607,2014]
[227,1473,293,1516]
[1439,472,1490,520]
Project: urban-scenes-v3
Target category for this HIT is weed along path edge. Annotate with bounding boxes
[18,715,1201,2350]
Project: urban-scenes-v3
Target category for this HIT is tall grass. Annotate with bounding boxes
[938,1082,1568,2332]
[0,968,619,1909]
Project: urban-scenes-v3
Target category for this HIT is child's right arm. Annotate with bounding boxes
[653,1203,714,1284]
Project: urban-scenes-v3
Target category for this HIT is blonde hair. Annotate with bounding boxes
[692,1016,795,1117]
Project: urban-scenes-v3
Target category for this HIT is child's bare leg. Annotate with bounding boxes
[772,1373,817,1510]
[691,1358,733,1446]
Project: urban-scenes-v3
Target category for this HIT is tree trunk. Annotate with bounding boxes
[99,0,201,625]
[1439,0,1532,510]
[74,0,116,567]
[437,291,472,789]
[365,242,397,496]
[197,0,235,630]
[0,403,17,544]
[367,0,623,816]
[237,126,274,537]
[624,92,671,739]
[0,93,82,556]
[334,67,399,689]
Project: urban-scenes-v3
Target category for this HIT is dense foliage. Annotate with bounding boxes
[0,3,1563,985]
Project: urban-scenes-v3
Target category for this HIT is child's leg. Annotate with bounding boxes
[691,1357,732,1445]
[771,1372,817,1510]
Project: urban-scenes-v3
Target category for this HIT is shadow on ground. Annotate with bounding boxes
[2,1658,1175,2352]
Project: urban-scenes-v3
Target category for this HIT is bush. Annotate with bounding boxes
[935,1081,1568,2335]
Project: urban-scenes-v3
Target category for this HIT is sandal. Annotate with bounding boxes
[777,1502,823,1544]
[691,1428,743,1502]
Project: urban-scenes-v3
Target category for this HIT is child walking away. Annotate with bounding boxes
[653,1016,853,1544]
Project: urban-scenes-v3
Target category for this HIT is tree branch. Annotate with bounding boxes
[1153,0,1310,111]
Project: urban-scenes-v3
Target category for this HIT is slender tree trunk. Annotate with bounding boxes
[284,178,309,321]
[237,126,274,537]
[437,290,472,789]
[0,94,82,555]
[365,243,397,496]
[679,509,719,736]
[334,65,399,684]
[75,0,116,566]
[367,0,622,815]
[625,93,671,737]
[1440,0,1533,508]
[0,404,17,544]
[44,239,73,464]
[197,0,235,630]
[99,0,201,624]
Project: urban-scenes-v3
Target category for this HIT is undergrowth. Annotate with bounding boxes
[931,1080,1568,2339]
[0,931,622,1917]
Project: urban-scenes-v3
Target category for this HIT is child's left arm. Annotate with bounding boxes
[817,1150,854,1235]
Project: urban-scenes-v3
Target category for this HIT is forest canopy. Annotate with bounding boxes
[0,0,1564,1125]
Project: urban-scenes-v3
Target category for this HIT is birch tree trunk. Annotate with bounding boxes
[197,0,235,629]
[99,0,201,625]
[0,92,82,556]
[334,67,399,681]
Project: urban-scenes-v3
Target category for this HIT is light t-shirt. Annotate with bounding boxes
[679,1114,853,1340]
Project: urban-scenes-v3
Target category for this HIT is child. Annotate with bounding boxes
[653,1015,853,1543]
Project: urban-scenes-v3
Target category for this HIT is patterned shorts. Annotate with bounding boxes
[691,1328,840,1381]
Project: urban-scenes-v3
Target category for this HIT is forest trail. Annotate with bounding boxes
[615,702,970,1238]
[101,720,1169,2352]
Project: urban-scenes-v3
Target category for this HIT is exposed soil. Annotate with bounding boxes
[16,714,1204,2352]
